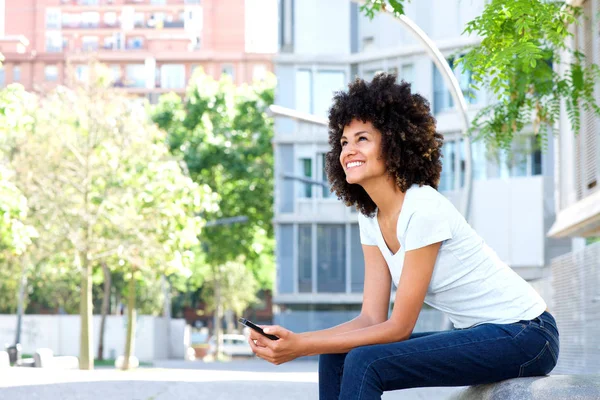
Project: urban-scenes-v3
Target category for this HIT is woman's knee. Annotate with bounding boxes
[319,353,347,372]
[343,346,376,374]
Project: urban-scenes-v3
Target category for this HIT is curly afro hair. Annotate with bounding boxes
[325,72,444,217]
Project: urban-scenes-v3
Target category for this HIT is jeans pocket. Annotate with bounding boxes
[519,341,558,377]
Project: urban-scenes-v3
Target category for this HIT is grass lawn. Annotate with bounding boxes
[94,358,153,367]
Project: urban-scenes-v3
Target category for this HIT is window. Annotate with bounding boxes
[299,158,312,198]
[279,0,294,52]
[439,141,456,191]
[364,69,380,81]
[298,224,312,292]
[471,139,487,181]
[252,64,267,81]
[317,225,346,293]
[44,65,58,82]
[401,63,415,86]
[245,0,277,53]
[126,37,144,50]
[362,36,375,52]
[314,70,345,118]
[433,58,479,114]
[184,6,203,32]
[81,12,100,28]
[134,12,145,28]
[75,65,89,82]
[295,69,312,114]
[13,65,21,83]
[46,32,63,53]
[277,224,294,294]
[82,36,99,52]
[104,36,115,50]
[0,66,5,87]
[191,36,202,50]
[110,64,122,85]
[46,8,61,29]
[319,153,331,198]
[62,13,81,28]
[455,61,478,105]
[103,12,117,27]
[350,224,364,292]
[439,135,543,187]
[148,12,166,28]
[433,64,453,114]
[221,64,235,81]
[494,136,542,178]
[125,64,145,87]
[160,64,186,89]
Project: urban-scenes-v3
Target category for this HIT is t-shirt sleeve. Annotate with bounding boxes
[358,213,378,246]
[404,209,453,251]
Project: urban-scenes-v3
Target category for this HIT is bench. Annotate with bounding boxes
[32,348,79,369]
[450,375,600,400]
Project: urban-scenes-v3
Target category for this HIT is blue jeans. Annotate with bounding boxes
[318,311,559,400]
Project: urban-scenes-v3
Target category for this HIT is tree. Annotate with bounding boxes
[0,166,37,314]
[2,64,216,370]
[152,71,276,290]
[151,71,276,356]
[360,0,600,148]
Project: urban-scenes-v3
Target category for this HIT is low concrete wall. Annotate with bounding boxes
[0,315,190,361]
[450,375,600,400]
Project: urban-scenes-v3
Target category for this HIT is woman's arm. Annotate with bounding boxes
[301,242,441,356]
[299,244,392,340]
[249,242,441,364]
[297,314,373,340]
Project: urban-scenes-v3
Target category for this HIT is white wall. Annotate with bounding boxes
[468,176,546,268]
[294,0,350,55]
[0,315,190,361]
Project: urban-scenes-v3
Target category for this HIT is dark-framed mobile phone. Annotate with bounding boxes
[238,317,280,340]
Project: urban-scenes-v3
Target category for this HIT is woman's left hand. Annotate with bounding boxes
[247,325,305,365]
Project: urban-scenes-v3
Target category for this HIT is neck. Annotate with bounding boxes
[360,175,406,219]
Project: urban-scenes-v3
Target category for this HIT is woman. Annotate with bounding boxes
[248,73,559,399]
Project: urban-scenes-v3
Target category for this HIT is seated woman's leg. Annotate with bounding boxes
[318,331,441,400]
[338,317,558,400]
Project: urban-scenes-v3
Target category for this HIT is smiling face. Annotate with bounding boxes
[339,119,387,185]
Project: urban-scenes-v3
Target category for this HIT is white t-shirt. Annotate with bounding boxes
[358,184,547,329]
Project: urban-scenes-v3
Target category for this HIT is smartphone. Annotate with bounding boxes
[238,318,280,340]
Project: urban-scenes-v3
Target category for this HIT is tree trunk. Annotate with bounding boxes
[14,259,28,346]
[97,262,111,361]
[214,266,223,359]
[79,251,94,370]
[225,309,234,334]
[123,271,136,370]
[161,275,171,359]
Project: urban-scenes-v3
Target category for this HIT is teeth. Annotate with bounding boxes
[347,161,364,169]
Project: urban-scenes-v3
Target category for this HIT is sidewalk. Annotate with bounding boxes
[0,359,464,399]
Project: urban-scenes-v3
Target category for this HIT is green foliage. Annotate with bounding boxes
[361,0,600,149]
[360,0,405,18]
[151,69,276,290]
[0,63,217,319]
[461,0,599,148]
[200,260,259,316]
[0,167,37,258]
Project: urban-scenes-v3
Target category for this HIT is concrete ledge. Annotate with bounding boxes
[450,375,600,400]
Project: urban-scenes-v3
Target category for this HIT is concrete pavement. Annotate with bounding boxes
[0,359,464,400]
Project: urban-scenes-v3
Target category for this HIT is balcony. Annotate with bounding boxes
[163,20,184,28]
[61,21,122,29]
